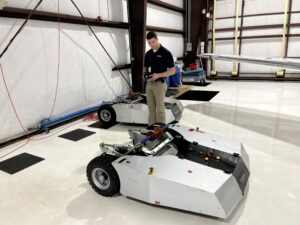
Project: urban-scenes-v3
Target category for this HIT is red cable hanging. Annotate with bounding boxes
[0,63,27,133]
[49,0,61,119]
[0,0,62,159]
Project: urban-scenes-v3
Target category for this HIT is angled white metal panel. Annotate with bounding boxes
[241,144,250,170]
[114,155,231,194]
[113,103,176,124]
[113,154,245,218]
[215,175,242,218]
[113,103,149,124]
[149,176,226,218]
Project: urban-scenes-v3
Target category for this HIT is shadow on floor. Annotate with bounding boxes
[66,182,247,225]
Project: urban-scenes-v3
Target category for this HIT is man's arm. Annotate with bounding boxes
[150,67,175,81]
[157,67,175,77]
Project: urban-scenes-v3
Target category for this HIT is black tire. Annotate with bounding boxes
[86,154,120,197]
[97,105,116,128]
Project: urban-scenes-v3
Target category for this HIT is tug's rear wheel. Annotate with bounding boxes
[97,105,116,128]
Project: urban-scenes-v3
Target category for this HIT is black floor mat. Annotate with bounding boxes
[166,89,180,97]
[182,82,211,87]
[88,121,101,128]
[176,90,219,102]
[0,153,44,174]
[88,121,119,129]
[58,129,96,141]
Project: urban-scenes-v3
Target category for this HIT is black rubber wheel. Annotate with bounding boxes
[86,154,120,197]
[97,105,116,128]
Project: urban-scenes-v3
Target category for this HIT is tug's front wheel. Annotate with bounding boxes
[87,154,120,197]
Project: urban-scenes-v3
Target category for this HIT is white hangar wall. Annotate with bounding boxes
[0,0,131,143]
[0,0,186,144]
[146,0,185,58]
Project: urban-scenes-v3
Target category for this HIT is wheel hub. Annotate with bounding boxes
[91,168,110,190]
[100,109,111,122]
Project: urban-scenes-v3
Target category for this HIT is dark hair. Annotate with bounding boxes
[146,31,158,40]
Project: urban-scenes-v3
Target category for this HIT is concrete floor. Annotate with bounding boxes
[0,80,299,225]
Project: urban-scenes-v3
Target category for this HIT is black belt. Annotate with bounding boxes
[145,72,165,83]
[155,78,165,83]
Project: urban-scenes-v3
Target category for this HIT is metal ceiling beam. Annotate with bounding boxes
[147,0,185,14]
[209,10,300,20]
[146,25,185,34]
[208,33,300,41]
[0,7,129,29]
[208,23,300,33]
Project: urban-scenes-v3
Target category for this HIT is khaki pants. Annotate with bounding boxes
[146,80,167,126]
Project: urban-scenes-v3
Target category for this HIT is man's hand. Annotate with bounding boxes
[150,73,160,81]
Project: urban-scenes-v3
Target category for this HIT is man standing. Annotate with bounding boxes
[144,31,176,129]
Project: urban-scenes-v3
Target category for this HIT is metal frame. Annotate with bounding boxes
[237,0,245,77]
[208,23,300,33]
[208,33,300,41]
[206,0,300,81]
[147,0,185,14]
[209,0,217,76]
[279,0,293,78]
[212,11,300,21]
[232,0,240,77]
[0,7,129,29]
[146,25,185,35]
